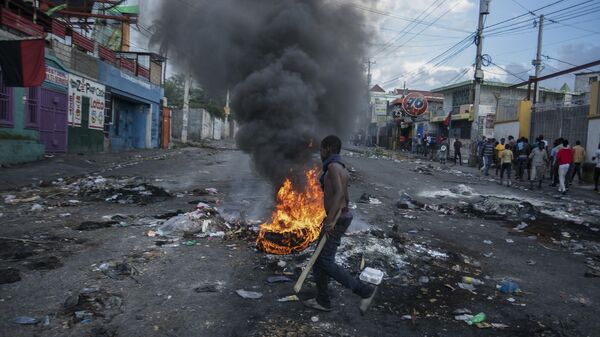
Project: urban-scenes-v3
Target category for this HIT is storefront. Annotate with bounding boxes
[97,62,162,152]
[67,73,106,154]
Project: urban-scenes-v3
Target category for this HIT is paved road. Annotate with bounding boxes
[0,144,598,337]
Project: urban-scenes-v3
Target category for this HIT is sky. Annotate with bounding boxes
[131,0,600,92]
[355,0,600,92]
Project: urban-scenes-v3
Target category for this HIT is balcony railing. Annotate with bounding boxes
[0,7,164,86]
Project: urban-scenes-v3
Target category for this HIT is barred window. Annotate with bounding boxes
[0,74,13,126]
[26,88,39,128]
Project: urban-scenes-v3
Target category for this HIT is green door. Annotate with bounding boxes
[68,97,104,153]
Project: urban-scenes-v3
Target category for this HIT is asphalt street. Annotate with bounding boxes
[0,143,598,337]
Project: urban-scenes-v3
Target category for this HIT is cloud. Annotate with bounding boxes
[555,43,600,66]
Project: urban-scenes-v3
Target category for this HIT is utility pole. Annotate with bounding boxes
[471,0,490,164]
[181,74,191,143]
[365,59,375,145]
[532,14,544,105]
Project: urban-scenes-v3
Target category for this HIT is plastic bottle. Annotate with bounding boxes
[462,276,484,285]
[468,312,486,325]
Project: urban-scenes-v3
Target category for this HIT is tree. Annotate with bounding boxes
[163,74,228,119]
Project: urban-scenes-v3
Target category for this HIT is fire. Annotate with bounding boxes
[256,169,326,255]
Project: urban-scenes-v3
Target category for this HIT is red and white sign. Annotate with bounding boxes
[45,65,68,87]
[402,92,429,117]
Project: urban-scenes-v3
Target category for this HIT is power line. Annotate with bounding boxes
[489,61,528,82]
[329,0,471,33]
[379,33,474,86]
[381,5,454,59]
[372,0,446,57]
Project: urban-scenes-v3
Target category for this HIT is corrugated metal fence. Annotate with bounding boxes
[530,105,589,146]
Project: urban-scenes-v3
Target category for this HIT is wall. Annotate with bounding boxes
[170,108,228,142]
[50,40,99,80]
[0,88,45,164]
[586,118,600,162]
[98,62,163,149]
[493,121,520,141]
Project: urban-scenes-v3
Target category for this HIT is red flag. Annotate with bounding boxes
[0,39,46,87]
[443,111,452,127]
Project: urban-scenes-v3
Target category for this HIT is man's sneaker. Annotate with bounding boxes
[359,287,378,315]
[303,298,332,312]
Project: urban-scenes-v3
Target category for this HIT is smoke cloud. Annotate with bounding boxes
[153,0,371,185]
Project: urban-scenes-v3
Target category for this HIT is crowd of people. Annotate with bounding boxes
[477,135,600,194]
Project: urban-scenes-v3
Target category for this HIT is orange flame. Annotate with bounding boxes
[256,169,326,255]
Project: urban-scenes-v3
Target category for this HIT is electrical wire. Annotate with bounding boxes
[489,61,528,82]
[379,33,475,86]
[373,0,446,57]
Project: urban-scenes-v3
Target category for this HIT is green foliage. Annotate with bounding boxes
[163,73,230,119]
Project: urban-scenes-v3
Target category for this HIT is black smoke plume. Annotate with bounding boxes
[153,0,371,185]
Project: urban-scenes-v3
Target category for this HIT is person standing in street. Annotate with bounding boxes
[516,138,530,181]
[593,143,600,192]
[304,135,376,314]
[556,139,574,194]
[477,136,487,169]
[453,138,463,165]
[482,138,495,176]
[529,141,549,190]
[550,138,564,187]
[499,144,514,186]
[571,140,586,184]
[439,137,448,164]
[495,138,506,176]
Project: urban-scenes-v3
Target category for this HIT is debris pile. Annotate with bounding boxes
[63,176,171,204]
[61,287,123,326]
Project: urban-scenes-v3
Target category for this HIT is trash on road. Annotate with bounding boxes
[236,289,263,299]
[266,275,292,283]
[457,282,476,292]
[359,267,384,285]
[467,312,486,325]
[14,316,39,325]
[514,222,528,231]
[184,240,197,246]
[277,295,299,302]
[497,280,521,294]
[483,240,493,245]
[462,276,484,285]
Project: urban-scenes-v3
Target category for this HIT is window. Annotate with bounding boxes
[25,88,39,129]
[589,76,598,85]
[0,74,13,127]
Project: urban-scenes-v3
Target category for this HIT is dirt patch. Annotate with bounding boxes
[76,221,118,231]
[0,268,21,284]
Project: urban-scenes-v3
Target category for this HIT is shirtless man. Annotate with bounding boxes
[303,135,376,314]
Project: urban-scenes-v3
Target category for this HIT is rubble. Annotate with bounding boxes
[61,287,123,326]
[63,176,171,204]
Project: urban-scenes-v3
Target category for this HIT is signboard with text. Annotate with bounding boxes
[68,74,106,130]
[402,92,428,117]
[45,66,68,87]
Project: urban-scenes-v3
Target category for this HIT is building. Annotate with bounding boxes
[0,0,166,164]
[430,80,574,141]
[574,71,599,104]
[367,85,443,149]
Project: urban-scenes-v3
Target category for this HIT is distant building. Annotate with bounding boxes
[574,71,600,104]
[430,80,577,140]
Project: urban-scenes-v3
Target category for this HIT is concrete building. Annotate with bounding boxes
[431,80,574,141]
[0,1,166,164]
[574,71,599,104]
[171,108,236,143]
